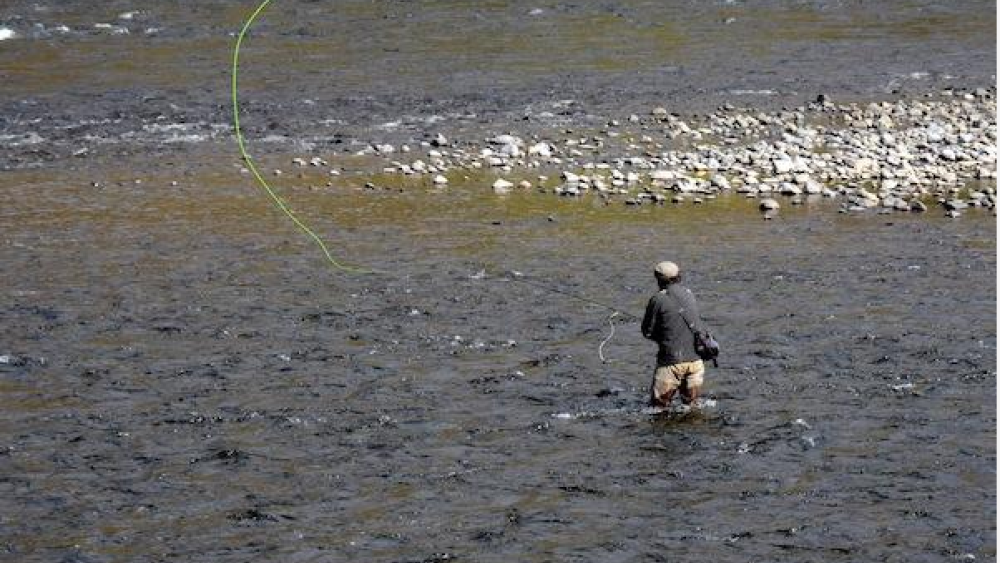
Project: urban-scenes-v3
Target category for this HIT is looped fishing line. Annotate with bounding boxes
[598,311,619,363]
[481,265,639,363]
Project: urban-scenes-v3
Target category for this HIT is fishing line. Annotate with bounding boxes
[232,0,370,274]
[498,270,641,321]
[487,267,641,363]
[598,311,619,363]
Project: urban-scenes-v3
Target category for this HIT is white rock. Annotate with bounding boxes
[673,178,698,193]
[528,142,553,157]
[773,159,794,174]
[562,171,580,184]
[499,143,521,157]
[852,157,878,174]
[779,183,802,195]
[492,179,514,193]
[0,28,17,41]
[803,179,823,194]
[710,174,731,190]
[759,198,780,211]
[433,175,448,185]
[491,134,523,147]
[857,189,879,202]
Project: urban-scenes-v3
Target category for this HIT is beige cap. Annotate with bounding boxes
[654,261,679,279]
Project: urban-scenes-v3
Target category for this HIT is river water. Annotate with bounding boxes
[2,164,996,561]
[0,0,996,167]
[1,1,997,562]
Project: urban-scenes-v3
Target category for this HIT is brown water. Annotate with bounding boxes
[1,161,995,562]
[1,0,997,560]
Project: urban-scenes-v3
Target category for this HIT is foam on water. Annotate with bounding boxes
[0,132,46,146]
[552,399,719,420]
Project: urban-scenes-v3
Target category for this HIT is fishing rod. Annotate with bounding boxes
[495,269,642,322]
[484,267,644,363]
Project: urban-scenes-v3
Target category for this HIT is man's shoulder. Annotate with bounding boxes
[676,285,696,298]
[662,285,698,306]
[648,291,675,310]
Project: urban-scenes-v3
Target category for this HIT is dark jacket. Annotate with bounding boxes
[642,284,705,365]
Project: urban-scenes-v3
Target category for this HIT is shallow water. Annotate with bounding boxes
[1,162,995,561]
[1,0,997,560]
[0,0,996,167]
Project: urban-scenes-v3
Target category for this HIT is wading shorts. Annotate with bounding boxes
[652,360,705,401]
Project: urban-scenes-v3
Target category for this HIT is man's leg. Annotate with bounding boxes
[679,361,705,405]
[682,385,699,405]
[651,365,680,407]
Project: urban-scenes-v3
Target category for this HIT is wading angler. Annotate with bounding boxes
[641,261,717,408]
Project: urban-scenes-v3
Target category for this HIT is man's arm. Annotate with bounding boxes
[641,297,658,340]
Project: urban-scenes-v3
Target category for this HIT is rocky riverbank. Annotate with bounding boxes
[272,88,996,219]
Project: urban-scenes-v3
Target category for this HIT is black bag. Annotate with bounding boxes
[694,331,720,366]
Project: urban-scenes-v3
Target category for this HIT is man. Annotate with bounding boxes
[641,261,707,408]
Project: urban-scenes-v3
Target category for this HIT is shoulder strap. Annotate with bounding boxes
[661,287,699,337]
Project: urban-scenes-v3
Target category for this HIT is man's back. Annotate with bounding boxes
[642,284,703,365]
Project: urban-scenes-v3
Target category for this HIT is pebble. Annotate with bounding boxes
[492,179,514,193]
[528,142,553,158]
[345,90,995,217]
[759,198,780,211]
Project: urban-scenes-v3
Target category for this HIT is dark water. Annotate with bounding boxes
[1,1,997,561]
[0,0,996,167]
[1,165,996,561]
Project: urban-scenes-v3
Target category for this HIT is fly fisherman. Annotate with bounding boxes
[641,261,709,408]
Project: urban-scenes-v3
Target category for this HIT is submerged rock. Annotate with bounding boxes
[759,198,780,211]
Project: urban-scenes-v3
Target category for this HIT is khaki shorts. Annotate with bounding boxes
[652,360,705,400]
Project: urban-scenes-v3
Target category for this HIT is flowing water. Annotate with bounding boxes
[2,164,996,562]
[0,0,996,166]
[0,1,996,562]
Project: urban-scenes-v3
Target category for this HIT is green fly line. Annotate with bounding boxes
[231,0,369,274]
